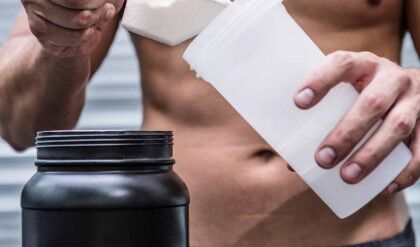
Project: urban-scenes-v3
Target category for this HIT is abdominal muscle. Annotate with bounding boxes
[133,2,409,242]
[142,93,408,247]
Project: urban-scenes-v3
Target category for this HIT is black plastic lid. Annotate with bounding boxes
[35,130,174,166]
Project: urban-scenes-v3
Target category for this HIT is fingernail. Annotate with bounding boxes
[387,183,399,195]
[317,147,336,167]
[295,88,315,106]
[342,163,362,181]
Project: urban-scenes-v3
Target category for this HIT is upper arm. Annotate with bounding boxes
[407,0,420,57]
[6,8,121,77]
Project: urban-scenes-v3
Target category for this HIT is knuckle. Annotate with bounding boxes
[411,155,420,168]
[75,10,93,28]
[361,52,380,67]
[390,113,415,137]
[360,51,377,58]
[331,51,354,71]
[394,71,411,87]
[81,28,95,42]
[360,52,380,63]
[362,93,387,114]
[379,57,392,65]
[404,170,417,187]
[416,95,420,109]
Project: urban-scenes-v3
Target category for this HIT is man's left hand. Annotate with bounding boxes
[293,51,420,195]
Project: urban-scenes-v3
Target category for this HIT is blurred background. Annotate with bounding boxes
[0,1,420,247]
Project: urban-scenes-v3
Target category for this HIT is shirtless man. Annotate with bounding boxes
[0,0,419,246]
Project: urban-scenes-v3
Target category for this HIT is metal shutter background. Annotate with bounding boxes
[0,1,419,246]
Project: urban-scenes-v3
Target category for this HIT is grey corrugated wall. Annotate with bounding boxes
[0,1,419,246]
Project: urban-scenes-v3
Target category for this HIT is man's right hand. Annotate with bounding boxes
[21,0,125,57]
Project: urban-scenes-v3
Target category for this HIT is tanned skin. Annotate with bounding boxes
[1,0,420,246]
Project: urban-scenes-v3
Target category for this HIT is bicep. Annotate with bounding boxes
[6,8,120,77]
[407,0,420,57]
[7,9,32,40]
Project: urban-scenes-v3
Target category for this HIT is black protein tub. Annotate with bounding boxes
[21,130,189,247]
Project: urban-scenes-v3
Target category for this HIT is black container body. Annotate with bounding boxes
[21,131,189,247]
[23,207,188,247]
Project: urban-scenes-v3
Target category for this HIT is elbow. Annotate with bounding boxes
[1,119,81,152]
[4,138,32,152]
[9,142,29,152]
[0,127,35,152]
[3,136,33,152]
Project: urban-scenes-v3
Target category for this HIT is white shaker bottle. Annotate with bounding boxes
[184,0,412,218]
[122,0,231,46]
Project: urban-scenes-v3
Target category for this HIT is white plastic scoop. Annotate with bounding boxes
[183,0,412,218]
[122,0,231,46]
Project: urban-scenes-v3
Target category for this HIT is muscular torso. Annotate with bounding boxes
[130,0,409,246]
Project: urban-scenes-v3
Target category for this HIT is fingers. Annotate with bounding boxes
[28,11,99,47]
[23,0,115,30]
[49,0,107,9]
[339,98,417,183]
[383,122,420,195]
[296,50,420,187]
[294,51,379,109]
[315,61,411,168]
[34,2,114,30]
[22,0,120,57]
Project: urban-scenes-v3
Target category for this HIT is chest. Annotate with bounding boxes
[283,0,404,28]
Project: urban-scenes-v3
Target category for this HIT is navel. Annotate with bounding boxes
[367,0,382,6]
[252,148,277,163]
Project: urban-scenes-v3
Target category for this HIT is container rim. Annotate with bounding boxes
[35,130,175,166]
[36,130,174,147]
[37,130,173,137]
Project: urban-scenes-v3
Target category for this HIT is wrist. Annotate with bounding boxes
[33,42,91,89]
[37,43,91,71]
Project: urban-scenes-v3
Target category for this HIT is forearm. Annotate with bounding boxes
[0,36,90,150]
